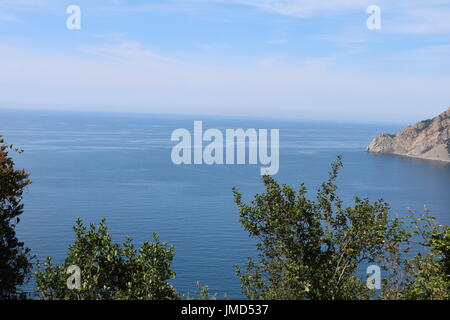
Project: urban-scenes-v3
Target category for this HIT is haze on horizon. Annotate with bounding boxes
[1,0,449,122]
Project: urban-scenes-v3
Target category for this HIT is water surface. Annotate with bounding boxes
[1,109,449,298]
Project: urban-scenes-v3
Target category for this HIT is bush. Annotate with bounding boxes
[0,136,32,299]
[35,218,178,300]
[233,157,450,300]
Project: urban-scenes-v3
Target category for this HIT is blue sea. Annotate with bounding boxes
[1,109,449,298]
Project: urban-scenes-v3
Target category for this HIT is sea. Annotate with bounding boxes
[1,108,449,298]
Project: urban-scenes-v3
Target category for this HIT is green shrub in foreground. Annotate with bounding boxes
[233,156,450,300]
[35,218,178,300]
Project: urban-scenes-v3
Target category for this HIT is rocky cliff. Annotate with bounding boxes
[366,108,450,162]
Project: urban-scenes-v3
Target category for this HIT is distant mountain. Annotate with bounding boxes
[366,108,450,162]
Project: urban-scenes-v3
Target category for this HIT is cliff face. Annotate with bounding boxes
[366,108,450,162]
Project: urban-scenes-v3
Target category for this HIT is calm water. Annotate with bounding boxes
[1,109,449,298]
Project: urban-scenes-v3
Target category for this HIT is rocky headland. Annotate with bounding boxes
[366,108,450,162]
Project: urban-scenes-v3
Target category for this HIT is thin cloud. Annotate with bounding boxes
[387,8,450,34]
[1,41,448,121]
[212,0,450,34]
[266,39,288,45]
[0,0,50,9]
[0,13,21,23]
[213,0,374,17]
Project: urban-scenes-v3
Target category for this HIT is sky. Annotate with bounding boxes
[0,0,450,122]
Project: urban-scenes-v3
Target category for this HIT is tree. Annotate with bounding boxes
[380,210,450,300]
[35,218,178,300]
[0,136,33,299]
[232,156,449,300]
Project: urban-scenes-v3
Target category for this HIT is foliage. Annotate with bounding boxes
[186,282,218,300]
[233,156,449,300]
[0,136,32,299]
[380,210,450,300]
[4,135,448,301]
[35,218,178,300]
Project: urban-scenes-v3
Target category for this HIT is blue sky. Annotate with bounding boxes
[1,0,450,121]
